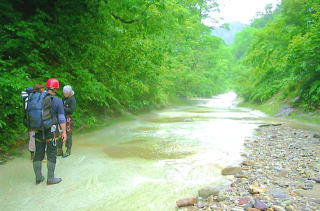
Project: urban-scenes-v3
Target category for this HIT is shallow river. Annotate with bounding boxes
[0,92,293,210]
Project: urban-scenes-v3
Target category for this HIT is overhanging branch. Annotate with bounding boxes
[111,14,139,24]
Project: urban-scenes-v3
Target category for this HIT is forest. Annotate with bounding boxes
[0,0,319,152]
[231,0,320,109]
[0,0,231,151]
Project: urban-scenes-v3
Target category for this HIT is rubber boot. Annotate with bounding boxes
[47,161,62,185]
[33,161,45,184]
[56,148,63,157]
[62,148,71,158]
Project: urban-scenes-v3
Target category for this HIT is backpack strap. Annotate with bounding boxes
[24,93,34,130]
[41,92,52,140]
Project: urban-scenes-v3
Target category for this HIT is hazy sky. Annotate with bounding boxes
[204,0,281,26]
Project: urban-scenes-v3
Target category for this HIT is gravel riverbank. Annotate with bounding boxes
[177,124,320,211]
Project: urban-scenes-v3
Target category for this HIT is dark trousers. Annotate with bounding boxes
[33,140,57,163]
[57,116,72,149]
[57,132,72,149]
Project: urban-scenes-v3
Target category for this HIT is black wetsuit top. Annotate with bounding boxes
[63,95,76,117]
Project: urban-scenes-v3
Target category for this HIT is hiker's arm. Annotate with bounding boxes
[60,123,67,142]
[57,99,67,142]
[58,114,67,142]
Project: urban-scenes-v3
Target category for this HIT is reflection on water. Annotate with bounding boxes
[0,92,271,211]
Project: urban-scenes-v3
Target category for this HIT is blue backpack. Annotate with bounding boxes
[26,91,56,130]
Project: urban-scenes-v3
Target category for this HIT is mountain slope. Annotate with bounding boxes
[212,21,246,45]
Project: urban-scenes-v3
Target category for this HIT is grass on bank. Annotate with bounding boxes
[239,94,320,126]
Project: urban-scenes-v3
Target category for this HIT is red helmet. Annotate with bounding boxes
[46,78,60,89]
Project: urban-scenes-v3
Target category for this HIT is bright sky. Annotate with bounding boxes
[204,0,281,26]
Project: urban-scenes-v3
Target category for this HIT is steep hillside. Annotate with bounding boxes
[212,21,246,45]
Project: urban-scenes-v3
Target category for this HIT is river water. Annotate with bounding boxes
[1,92,273,210]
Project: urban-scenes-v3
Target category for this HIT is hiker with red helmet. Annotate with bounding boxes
[31,78,67,185]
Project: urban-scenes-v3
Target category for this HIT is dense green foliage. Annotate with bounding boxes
[232,0,320,109]
[0,0,231,151]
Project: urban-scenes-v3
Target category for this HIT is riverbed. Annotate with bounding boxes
[0,92,300,211]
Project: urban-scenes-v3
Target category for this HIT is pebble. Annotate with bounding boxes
[235,173,249,179]
[249,184,265,194]
[254,198,268,210]
[282,200,293,206]
[196,201,208,208]
[247,208,261,211]
[243,160,255,166]
[279,169,289,177]
[271,205,286,211]
[285,205,296,211]
[269,189,288,199]
[176,126,320,210]
[231,208,244,211]
[216,193,227,202]
[238,197,252,206]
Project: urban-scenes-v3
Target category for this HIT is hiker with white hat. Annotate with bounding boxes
[57,85,76,158]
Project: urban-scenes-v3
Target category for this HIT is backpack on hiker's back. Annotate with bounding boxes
[24,90,57,131]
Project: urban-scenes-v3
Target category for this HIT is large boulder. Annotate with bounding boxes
[221,166,242,175]
[198,187,220,198]
[176,198,197,207]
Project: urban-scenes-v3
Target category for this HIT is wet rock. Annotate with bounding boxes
[198,187,219,199]
[302,183,313,190]
[249,184,265,194]
[259,123,282,127]
[185,206,198,211]
[313,134,320,139]
[309,178,320,183]
[276,105,295,116]
[313,199,320,204]
[260,195,272,201]
[275,181,290,188]
[282,200,293,206]
[285,205,296,211]
[238,197,252,206]
[241,153,249,157]
[176,198,198,207]
[279,169,289,177]
[235,173,248,179]
[231,208,244,211]
[271,205,286,211]
[254,199,268,210]
[196,201,208,208]
[247,208,261,211]
[216,193,227,202]
[269,189,289,199]
[221,166,242,175]
[242,160,255,166]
